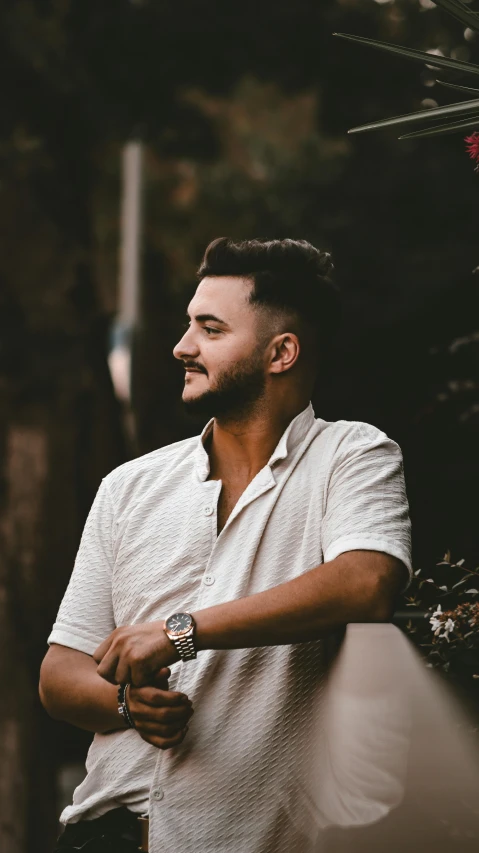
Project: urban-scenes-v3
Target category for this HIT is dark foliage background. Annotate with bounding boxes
[1,1,478,851]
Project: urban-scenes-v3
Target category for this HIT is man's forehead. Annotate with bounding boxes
[188,276,254,319]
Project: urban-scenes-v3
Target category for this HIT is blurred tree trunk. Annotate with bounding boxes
[0,151,128,852]
[0,310,127,853]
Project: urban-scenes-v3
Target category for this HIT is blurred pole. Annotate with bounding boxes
[108,140,144,417]
[120,140,143,333]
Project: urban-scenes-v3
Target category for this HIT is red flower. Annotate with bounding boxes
[465,132,479,170]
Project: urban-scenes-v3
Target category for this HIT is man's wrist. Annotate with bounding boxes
[163,612,197,661]
[190,612,206,651]
[161,628,182,663]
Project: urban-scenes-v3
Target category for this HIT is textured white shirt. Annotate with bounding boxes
[49,403,412,853]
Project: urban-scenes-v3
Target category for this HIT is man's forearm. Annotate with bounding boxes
[40,645,127,733]
[92,550,407,685]
[193,551,406,652]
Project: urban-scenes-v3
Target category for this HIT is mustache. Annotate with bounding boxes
[182,360,207,374]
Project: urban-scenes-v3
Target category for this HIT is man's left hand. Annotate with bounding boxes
[93,622,180,686]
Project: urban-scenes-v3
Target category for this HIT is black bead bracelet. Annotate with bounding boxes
[117,683,135,729]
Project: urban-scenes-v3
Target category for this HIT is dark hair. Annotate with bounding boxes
[197,237,342,360]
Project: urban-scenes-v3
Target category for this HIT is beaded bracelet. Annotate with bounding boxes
[117,683,135,729]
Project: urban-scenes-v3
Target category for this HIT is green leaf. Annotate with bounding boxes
[436,79,479,95]
[452,577,471,588]
[399,114,479,138]
[348,97,479,134]
[333,33,479,77]
[430,0,479,32]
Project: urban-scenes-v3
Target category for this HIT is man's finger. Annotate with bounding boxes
[132,687,190,708]
[96,649,121,683]
[141,728,188,750]
[130,660,154,688]
[130,703,193,726]
[93,635,114,664]
[138,720,187,737]
[151,667,171,686]
[156,705,194,724]
[114,660,133,686]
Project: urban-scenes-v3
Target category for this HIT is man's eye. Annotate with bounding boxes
[204,327,220,335]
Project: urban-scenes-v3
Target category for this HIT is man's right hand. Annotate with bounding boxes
[127,667,194,750]
[39,646,194,741]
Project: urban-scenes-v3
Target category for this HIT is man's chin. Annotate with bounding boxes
[182,363,266,423]
[182,391,217,420]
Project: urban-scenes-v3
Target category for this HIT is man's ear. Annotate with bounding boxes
[268,333,301,375]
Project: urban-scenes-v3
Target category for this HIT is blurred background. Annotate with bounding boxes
[1,0,479,851]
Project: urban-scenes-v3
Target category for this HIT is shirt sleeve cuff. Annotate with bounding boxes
[47,623,106,656]
[323,536,413,591]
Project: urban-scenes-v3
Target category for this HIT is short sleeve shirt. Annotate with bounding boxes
[48,404,412,853]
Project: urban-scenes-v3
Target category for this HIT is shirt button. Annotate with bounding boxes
[203,574,215,586]
[152,788,164,801]
[204,505,214,516]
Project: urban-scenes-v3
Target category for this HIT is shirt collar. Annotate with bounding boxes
[194,402,316,482]
[268,402,316,466]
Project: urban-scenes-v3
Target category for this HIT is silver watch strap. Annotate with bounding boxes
[174,635,197,661]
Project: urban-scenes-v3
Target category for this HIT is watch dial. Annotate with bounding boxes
[166,613,192,634]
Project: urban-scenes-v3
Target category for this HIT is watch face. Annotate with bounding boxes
[166,612,193,636]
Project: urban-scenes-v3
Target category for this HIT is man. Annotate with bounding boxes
[40,237,412,853]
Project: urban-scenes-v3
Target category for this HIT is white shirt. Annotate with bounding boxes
[49,404,412,853]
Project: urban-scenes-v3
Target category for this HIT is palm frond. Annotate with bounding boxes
[333,33,479,77]
[348,98,479,134]
[399,114,479,138]
[430,0,479,32]
[436,79,479,95]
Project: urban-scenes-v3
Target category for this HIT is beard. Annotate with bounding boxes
[182,354,267,422]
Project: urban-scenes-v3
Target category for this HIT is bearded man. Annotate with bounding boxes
[40,237,412,853]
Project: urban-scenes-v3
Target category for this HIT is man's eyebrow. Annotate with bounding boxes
[186,312,230,326]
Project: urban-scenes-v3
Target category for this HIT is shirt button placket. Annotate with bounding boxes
[197,481,221,609]
[152,788,164,801]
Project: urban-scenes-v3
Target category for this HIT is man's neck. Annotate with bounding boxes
[207,399,310,484]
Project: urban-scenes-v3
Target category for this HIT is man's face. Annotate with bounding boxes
[173,276,268,420]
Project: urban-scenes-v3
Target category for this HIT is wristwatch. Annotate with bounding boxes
[164,612,197,661]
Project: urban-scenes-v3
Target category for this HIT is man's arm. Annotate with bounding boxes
[193,549,406,651]
[39,644,193,748]
[94,550,408,685]
[40,644,129,732]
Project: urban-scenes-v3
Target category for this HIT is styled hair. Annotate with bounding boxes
[197,237,342,362]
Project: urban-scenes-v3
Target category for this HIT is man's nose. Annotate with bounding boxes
[173,329,199,361]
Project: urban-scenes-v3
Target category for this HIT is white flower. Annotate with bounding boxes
[443,618,455,638]
[429,608,455,641]
[429,605,444,635]
[438,619,455,642]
